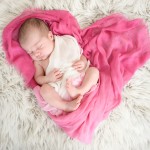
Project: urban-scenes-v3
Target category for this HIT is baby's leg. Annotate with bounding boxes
[40,84,82,112]
[66,67,99,98]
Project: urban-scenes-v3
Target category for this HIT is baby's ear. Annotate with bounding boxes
[48,31,54,40]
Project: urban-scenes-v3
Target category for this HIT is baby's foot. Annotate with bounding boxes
[64,95,82,112]
[66,79,80,99]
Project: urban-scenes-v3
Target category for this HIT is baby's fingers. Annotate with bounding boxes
[54,70,63,76]
[74,64,84,70]
[52,69,61,75]
[56,72,63,78]
[53,68,59,72]
[55,74,63,81]
[72,61,81,66]
[54,70,63,79]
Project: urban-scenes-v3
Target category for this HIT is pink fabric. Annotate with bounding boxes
[2,9,150,143]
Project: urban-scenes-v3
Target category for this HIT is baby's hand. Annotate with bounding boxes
[47,68,63,82]
[72,60,86,71]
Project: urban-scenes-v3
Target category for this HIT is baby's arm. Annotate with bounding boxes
[80,55,87,67]
[34,61,50,85]
[34,61,63,85]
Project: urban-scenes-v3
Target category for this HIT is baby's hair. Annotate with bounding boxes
[18,18,49,45]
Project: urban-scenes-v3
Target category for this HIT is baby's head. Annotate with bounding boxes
[19,18,54,60]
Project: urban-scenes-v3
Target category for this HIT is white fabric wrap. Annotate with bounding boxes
[46,35,82,100]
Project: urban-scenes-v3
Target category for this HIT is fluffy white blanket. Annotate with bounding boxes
[0,0,150,149]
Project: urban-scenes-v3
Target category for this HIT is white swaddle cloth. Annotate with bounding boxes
[46,35,83,100]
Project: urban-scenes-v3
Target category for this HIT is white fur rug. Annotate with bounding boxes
[0,0,150,149]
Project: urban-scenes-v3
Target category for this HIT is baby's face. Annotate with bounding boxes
[21,28,54,61]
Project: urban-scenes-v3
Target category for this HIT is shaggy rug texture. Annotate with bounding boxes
[0,0,150,149]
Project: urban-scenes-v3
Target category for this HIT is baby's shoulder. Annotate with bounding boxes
[35,59,49,71]
[34,60,44,68]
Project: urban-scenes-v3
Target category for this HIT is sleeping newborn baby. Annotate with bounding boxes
[18,18,99,115]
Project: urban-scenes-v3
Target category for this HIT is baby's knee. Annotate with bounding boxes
[90,67,99,77]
